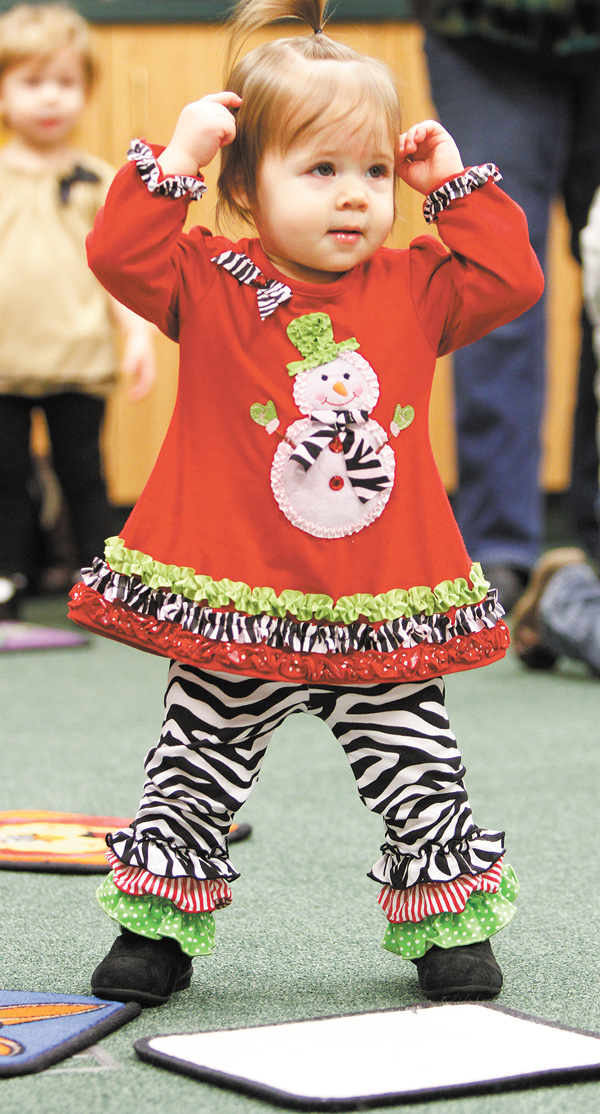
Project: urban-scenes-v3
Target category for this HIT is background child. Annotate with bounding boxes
[0,3,155,620]
[70,0,543,1007]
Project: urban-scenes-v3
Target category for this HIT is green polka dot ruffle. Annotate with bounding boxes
[381,865,519,961]
[97,874,215,957]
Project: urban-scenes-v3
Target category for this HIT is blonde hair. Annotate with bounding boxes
[0,3,96,88]
[218,0,401,227]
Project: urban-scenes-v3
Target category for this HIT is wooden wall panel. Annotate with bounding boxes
[71,21,581,502]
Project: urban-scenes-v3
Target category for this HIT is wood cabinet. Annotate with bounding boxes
[69,20,581,502]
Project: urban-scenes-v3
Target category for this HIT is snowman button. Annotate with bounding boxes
[329,475,344,491]
[329,435,344,453]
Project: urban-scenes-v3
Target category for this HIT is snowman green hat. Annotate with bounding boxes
[286,312,359,376]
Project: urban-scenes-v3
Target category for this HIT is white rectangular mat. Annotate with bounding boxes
[135,1004,600,1109]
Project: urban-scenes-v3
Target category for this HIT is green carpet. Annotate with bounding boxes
[1,595,599,1114]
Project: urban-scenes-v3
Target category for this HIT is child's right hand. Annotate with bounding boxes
[157,92,242,178]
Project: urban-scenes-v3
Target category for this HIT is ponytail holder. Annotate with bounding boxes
[314,27,323,34]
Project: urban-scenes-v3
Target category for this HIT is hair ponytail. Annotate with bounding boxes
[228,0,329,61]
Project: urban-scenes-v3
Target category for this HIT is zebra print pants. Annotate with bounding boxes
[107,664,504,892]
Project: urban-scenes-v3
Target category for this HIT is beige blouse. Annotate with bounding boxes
[0,151,117,397]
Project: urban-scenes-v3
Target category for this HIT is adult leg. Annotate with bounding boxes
[538,561,600,675]
[42,392,112,571]
[424,35,569,578]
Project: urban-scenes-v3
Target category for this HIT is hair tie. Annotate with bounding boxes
[314,27,323,34]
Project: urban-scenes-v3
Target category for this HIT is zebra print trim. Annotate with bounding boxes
[211,250,293,319]
[378,858,504,923]
[423,164,502,224]
[370,828,505,889]
[127,138,207,200]
[69,580,510,683]
[107,851,232,912]
[80,559,503,654]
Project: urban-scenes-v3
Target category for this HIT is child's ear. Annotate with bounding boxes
[230,176,251,211]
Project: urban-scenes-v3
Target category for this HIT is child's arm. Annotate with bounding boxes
[397,120,544,353]
[87,93,242,337]
[109,298,157,401]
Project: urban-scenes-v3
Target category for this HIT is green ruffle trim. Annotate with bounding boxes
[381,865,519,961]
[104,536,490,623]
[97,874,216,958]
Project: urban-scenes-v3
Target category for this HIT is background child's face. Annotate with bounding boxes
[0,46,87,151]
[248,121,395,284]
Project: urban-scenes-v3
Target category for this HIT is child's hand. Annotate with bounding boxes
[122,325,156,401]
[158,92,242,178]
[110,298,157,400]
[396,121,464,197]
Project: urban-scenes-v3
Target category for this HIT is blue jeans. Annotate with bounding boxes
[540,562,600,675]
[424,34,600,568]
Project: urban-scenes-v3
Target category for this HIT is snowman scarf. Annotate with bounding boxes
[290,409,393,504]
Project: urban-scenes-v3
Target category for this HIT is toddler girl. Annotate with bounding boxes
[70,0,543,1007]
[0,3,155,618]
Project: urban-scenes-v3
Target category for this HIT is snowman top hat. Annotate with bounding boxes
[286,313,359,376]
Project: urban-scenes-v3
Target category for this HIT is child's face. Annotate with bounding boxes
[248,123,395,284]
[0,46,87,151]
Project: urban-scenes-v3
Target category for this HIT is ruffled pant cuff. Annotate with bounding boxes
[106,850,233,912]
[369,828,505,889]
[97,874,216,957]
[381,865,519,960]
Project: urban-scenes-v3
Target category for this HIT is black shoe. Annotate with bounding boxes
[412,939,503,1001]
[483,564,529,615]
[0,574,27,620]
[91,928,193,1007]
[511,547,586,669]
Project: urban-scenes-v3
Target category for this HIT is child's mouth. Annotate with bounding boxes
[328,229,362,243]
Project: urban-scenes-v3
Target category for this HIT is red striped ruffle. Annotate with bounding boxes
[378,858,504,923]
[107,851,233,913]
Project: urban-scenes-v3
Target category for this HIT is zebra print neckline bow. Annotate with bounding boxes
[291,412,393,505]
[211,250,293,320]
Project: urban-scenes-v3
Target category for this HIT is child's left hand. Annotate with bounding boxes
[396,121,464,196]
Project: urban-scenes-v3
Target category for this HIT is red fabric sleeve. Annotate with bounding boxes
[409,180,544,356]
[86,146,217,341]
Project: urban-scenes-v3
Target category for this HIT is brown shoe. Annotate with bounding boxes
[511,548,587,669]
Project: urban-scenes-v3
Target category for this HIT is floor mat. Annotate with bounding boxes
[0,990,140,1076]
[0,810,251,873]
[135,1003,600,1109]
[0,621,88,651]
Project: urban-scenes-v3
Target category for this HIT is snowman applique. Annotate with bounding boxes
[251,313,411,539]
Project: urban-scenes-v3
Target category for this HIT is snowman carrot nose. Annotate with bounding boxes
[333,381,349,396]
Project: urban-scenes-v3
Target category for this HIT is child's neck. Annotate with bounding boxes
[0,134,78,172]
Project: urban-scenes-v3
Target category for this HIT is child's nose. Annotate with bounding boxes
[338,179,368,209]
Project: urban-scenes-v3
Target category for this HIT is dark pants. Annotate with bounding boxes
[0,391,111,580]
[425,34,600,565]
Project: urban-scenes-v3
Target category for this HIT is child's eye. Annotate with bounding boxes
[367,164,389,179]
[311,163,335,177]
